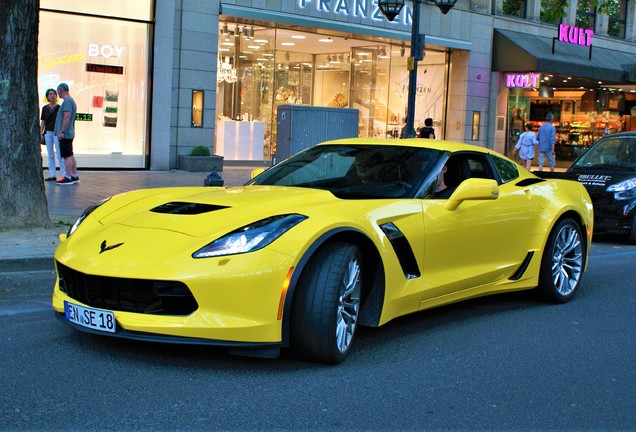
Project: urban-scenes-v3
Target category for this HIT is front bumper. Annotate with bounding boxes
[52,245,297,345]
[53,312,283,356]
[593,202,636,235]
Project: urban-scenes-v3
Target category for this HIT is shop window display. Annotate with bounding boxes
[38,11,150,167]
[508,85,631,166]
[216,23,448,161]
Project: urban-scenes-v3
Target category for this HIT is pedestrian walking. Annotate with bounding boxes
[537,113,556,172]
[54,83,80,185]
[513,123,538,171]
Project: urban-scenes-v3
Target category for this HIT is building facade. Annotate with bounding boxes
[38,0,636,170]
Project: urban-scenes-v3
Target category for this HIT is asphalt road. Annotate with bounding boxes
[1,237,634,431]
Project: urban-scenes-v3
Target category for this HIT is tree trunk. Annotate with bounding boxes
[0,0,50,228]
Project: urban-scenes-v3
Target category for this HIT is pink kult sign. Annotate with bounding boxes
[506,73,540,88]
[559,24,594,47]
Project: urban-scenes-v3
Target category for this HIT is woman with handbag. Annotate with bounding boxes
[40,89,66,181]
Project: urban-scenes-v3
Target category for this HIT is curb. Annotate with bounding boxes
[0,257,55,272]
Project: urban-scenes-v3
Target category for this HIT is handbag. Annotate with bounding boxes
[40,132,45,145]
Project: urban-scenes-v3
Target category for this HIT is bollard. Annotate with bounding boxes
[204,168,224,186]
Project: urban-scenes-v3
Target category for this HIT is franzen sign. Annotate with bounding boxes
[297,0,414,27]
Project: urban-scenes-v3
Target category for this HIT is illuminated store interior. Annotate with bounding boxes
[507,73,636,165]
[215,21,449,160]
[38,1,152,168]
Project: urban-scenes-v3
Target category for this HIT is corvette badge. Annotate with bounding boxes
[100,240,124,254]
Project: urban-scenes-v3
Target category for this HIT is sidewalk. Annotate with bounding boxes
[0,167,255,263]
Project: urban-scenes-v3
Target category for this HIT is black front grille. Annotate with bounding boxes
[56,262,198,315]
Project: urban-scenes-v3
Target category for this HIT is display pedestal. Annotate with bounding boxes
[216,120,264,160]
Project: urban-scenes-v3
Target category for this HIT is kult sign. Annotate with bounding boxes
[506,73,540,88]
[558,24,593,47]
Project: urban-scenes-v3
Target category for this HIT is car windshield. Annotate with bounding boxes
[248,144,443,199]
[571,136,636,170]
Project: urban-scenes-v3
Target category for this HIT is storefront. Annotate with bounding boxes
[38,1,153,168]
[216,3,455,162]
[493,28,636,167]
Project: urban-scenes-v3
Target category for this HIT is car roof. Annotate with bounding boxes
[320,138,493,154]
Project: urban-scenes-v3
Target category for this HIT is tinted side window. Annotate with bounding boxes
[466,157,492,179]
[574,137,636,168]
[492,155,519,183]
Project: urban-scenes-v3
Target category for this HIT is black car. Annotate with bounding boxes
[566,132,636,243]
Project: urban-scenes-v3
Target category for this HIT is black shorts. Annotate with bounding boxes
[59,138,74,158]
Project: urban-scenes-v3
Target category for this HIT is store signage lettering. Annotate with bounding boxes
[86,63,124,75]
[506,73,540,88]
[577,174,610,186]
[88,43,126,58]
[297,0,413,26]
[559,24,593,47]
[74,75,126,96]
[38,51,85,71]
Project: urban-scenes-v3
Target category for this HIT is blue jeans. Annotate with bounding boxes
[44,131,66,178]
[538,151,555,169]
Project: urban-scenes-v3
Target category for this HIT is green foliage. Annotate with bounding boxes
[541,0,566,24]
[540,0,617,23]
[190,146,211,157]
[502,0,523,17]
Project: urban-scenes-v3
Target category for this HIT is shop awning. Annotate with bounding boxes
[493,29,636,85]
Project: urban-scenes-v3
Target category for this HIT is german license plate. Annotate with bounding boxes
[64,301,116,333]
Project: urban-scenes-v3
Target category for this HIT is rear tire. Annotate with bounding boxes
[538,218,585,303]
[290,242,362,364]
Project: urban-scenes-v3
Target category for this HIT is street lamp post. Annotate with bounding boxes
[378,0,456,138]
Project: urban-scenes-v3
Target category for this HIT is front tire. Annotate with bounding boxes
[538,218,585,303]
[290,242,362,364]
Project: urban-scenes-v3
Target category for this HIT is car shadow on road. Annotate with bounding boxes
[60,288,556,370]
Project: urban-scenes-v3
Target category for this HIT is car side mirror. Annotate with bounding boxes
[443,178,499,211]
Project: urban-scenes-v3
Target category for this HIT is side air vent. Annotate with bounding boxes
[379,222,420,279]
[509,251,535,280]
[150,201,228,215]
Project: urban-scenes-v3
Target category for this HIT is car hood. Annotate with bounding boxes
[58,185,420,273]
[93,186,341,237]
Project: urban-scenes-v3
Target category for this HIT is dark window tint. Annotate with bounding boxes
[573,136,636,168]
[492,155,520,183]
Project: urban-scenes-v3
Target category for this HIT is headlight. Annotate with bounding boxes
[607,178,636,200]
[67,198,110,238]
[193,214,307,258]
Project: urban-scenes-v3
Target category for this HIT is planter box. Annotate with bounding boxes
[179,155,224,172]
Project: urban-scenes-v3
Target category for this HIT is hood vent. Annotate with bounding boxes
[150,201,228,215]
[516,178,545,187]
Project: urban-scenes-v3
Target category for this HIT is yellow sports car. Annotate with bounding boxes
[52,138,593,363]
